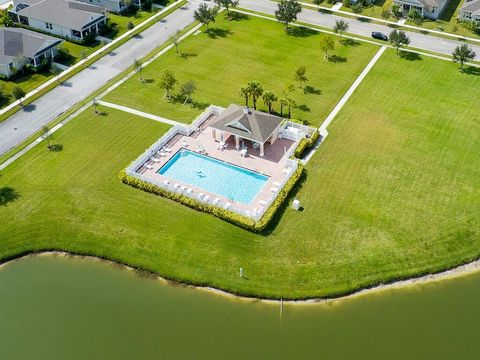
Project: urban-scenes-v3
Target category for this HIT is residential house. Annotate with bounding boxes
[393,0,450,19]
[0,27,63,78]
[459,0,480,22]
[76,0,144,14]
[9,0,107,41]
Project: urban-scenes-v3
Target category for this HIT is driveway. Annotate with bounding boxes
[239,0,480,60]
[0,1,202,156]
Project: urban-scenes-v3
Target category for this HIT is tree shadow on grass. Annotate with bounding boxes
[304,85,321,95]
[142,78,155,84]
[341,38,360,47]
[287,26,319,38]
[297,104,310,112]
[260,170,308,236]
[48,144,63,152]
[463,66,480,76]
[319,8,333,14]
[228,12,249,21]
[180,52,198,59]
[329,54,347,63]
[207,28,233,39]
[400,51,422,61]
[0,187,20,206]
[358,17,371,23]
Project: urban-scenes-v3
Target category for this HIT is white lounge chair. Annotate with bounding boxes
[145,164,153,170]
[173,183,180,191]
[151,157,161,162]
[259,200,267,206]
[181,186,187,192]
[270,186,279,193]
[182,140,188,148]
[282,168,291,174]
[273,181,281,187]
[186,188,193,195]
[224,202,231,209]
[163,147,172,153]
[198,193,204,200]
[163,180,170,186]
[212,198,220,205]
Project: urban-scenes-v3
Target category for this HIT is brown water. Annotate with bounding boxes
[1,255,479,359]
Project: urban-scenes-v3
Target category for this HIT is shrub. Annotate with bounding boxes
[294,130,320,159]
[119,165,304,232]
[127,21,135,30]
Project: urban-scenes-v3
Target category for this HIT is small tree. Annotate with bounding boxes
[239,85,250,107]
[452,44,476,72]
[160,70,177,98]
[391,4,402,19]
[275,0,302,31]
[247,80,263,110]
[294,66,308,88]
[194,3,219,30]
[214,0,239,17]
[12,86,25,106]
[408,8,423,25]
[389,30,410,55]
[380,8,390,19]
[170,30,181,55]
[180,80,197,104]
[133,58,143,82]
[51,63,62,83]
[320,35,335,60]
[333,19,349,39]
[262,90,278,113]
[41,125,52,149]
[351,3,363,17]
[80,49,89,67]
[127,21,134,30]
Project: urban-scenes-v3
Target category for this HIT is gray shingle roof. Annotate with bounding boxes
[461,0,480,14]
[13,0,105,31]
[0,27,62,64]
[210,104,284,144]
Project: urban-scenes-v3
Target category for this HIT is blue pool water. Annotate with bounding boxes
[158,149,269,204]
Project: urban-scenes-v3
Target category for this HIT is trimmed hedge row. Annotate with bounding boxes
[119,165,304,232]
[294,130,320,159]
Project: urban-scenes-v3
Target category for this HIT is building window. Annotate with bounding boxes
[45,22,52,29]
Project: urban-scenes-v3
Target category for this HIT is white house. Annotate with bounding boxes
[459,0,480,22]
[0,27,63,78]
[76,0,145,14]
[9,0,107,41]
[393,0,450,19]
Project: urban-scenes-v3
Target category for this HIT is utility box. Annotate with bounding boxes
[292,199,301,210]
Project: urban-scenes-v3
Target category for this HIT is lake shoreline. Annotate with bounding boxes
[2,250,480,304]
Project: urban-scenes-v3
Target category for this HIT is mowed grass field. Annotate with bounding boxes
[105,15,379,126]
[1,47,479,299]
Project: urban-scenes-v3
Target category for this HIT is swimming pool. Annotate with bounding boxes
[158,149,269,204]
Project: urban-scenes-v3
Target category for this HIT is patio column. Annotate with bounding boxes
[260,143,264,157]
[211,128,216,139]
[235,136,240,150]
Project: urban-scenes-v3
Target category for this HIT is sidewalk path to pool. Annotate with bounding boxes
[96,101,183,127]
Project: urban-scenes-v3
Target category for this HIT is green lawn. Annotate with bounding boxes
[1,48,479,299]
[105,15,379,126]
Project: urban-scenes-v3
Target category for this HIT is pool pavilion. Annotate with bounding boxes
[208,104,284,157]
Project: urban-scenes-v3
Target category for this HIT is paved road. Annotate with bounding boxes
[239,0,480,60]
[0,1,201,156]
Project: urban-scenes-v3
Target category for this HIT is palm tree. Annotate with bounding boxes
[262,90,277,113]
[279,97,288,117]
[286,97,296,119]
[133,58,143,82]
[247,80,263,110]
[239,86,250,107]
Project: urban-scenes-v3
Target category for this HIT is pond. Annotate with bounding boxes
[1,255,479,359]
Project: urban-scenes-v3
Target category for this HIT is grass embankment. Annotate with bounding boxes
[105,15,379,126]
[1,47,479,299]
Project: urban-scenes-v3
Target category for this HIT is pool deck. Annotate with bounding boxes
[138,116,297,214]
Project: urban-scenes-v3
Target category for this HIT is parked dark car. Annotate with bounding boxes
[371,32,389,41]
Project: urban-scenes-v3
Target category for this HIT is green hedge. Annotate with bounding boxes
[294,130,320,159]
[119,165,304,232]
